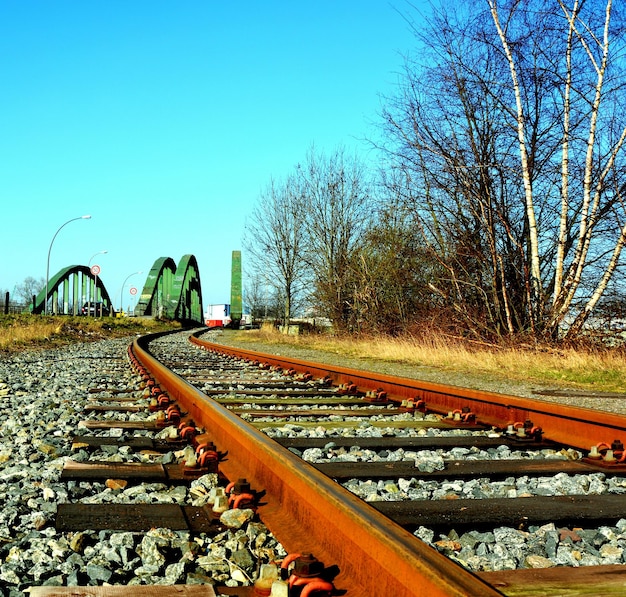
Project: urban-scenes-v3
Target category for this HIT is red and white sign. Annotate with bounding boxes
[90,265,101,276]
[129,287,137,296]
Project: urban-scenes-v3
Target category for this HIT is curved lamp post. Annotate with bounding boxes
[120,271,143,316]
[88,250,107,268]
[45,215,91,315]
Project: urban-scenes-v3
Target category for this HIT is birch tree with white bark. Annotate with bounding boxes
[379,0,626,340]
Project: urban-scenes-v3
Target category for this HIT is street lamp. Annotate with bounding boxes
[88,250,108,268]
[87,250,107,316]
[120,271,143,316]
[45,215,91,315]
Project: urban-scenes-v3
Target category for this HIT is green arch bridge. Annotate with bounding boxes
[31,254,205,325]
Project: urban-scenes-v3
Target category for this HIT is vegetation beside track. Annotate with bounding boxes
[0,314,181,352]
[222,324,626,394]
[3,315,625,394]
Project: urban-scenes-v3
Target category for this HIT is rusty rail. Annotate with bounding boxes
[132,333,500,596]
[191,336,626,452]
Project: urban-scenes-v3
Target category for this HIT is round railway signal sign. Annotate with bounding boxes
[91,265,101,276]
[129,287,137,296]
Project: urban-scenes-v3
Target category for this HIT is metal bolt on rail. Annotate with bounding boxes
[181,445,197,469]
[592,440,626,464]
[195,442,219,472]
[295,372,313,382]
[338,382,357,394]
[365,388,388,403]
[165,404,181,422]
[280,553,334,597]
[588,444,603,459]
[149,391,171,411]
[584,440,626,465]
[212,494,229,513]
[226,477,259,510]
[178,420,198,442]
[399,397,427,412]
[520,419,543,441]
[181,441,219,475]
[505,419,542,441]
[207,486,226,506]
[446,407,476,423]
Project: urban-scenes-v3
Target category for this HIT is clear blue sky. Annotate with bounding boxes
[0,1,426,311]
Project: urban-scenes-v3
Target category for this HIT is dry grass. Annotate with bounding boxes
[0,314,180,352]
[4,316,623,393]
[232,324,626,393]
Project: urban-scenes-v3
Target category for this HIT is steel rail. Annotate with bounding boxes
[192,337,626,452]
[132,333,500,597]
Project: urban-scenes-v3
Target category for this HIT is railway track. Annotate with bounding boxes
[27,328,626,596]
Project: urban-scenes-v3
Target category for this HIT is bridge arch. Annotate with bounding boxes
[134,257,177,319]
[134,255,204,324]
[171,254,203,323]
[34,255,204,323]
[32,265,114,315]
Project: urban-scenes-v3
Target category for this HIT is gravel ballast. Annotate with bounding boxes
[1,329,626,593]
[0,336,285,595]
[205,329,626,573]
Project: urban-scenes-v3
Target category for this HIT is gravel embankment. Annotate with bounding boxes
[2,330,626,592]
[204,329,626,572]
[0,336,284,595]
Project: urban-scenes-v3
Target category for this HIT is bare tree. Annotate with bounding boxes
[378,3,531,337]
[297,146,372,331]
[15,276,45,305]
[243,273,283,322]
[379,0,626,340]
[243,274,266,322]
[243,175,309,328]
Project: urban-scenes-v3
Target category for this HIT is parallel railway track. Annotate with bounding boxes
[29,328,626,596]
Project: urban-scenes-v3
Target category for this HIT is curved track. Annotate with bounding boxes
[133,330,626,596]
[189,335,626,453]
[31,328,626,596]
[131,331,492,596]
